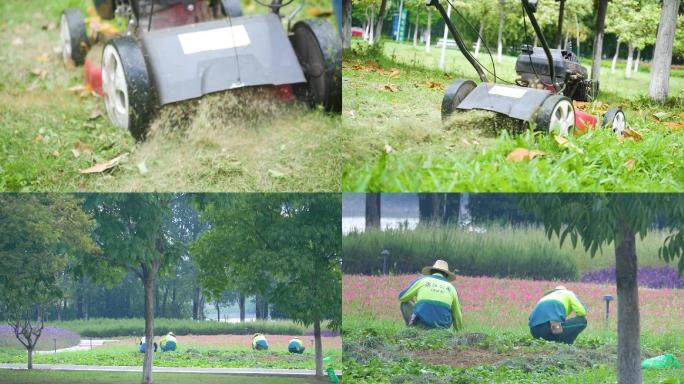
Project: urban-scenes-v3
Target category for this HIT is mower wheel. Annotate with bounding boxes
[60,9,88,66]
[441,79,476,121]
[535,95,575,135]
[93,0,116,20]
[290,19,342,113]
[102,37,155,141]
[603,107,626,136]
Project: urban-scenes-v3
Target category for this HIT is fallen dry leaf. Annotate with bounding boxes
[71,141,93,158]
[664,122,684,130]
[89,109,103,120]
[506,148,545,162]
[80,155,124,174]
[30,68,49,79]
[624,159,636,169]
[554,135,569,146]
[42,21,57,31]
[652,111,670,121]
[623,127,642,141]
[34,134,44,143]
[67,85,86,93]
[572,101,588,110]
[387,69,401,79]
[34,54,49,63]
[11,37,23,46]
[381,84,400,92]
[384,144,395,154]
[425,80,445,90]
[52,150,60,157]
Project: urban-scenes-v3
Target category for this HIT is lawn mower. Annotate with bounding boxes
[60,0,342,140]
[429,0,626,136]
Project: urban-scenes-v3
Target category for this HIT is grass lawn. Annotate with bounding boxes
[342,40,684,192]
[342,274,684,383]
[0,370,325,384]
[0,0,341,192]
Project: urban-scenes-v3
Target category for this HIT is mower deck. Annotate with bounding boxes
[457,83,553,122]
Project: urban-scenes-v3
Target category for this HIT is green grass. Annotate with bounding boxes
[0,370,325,384]
[44,318,309,338]
[0,0,341,192]
[342,225,675,278]
[342,40,684,192]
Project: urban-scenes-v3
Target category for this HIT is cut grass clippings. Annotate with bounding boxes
[342,41,684,192]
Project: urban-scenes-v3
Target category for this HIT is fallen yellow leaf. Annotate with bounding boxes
[624,159,636,169]
[506,148,545,162]
[623,127,642,141]
[34,134,44,143]
[52,150,60,157]
[554,135,569,146]
[80,155,125,174]
[425,80,445,90]
[381,84,399,92]
[387,69,401,79]
[34,54,50,63]
[664,122,684,130]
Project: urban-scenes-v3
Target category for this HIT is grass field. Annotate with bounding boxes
[342,274,684,383]
[0,0,341,192]
[342,40,684,192]
[0,333,342,370]
[0,370,325,384]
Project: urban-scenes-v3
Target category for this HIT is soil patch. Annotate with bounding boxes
[413,347,521,368]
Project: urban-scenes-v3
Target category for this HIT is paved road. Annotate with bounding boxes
[35,339,117,354]
[0,364,342,377]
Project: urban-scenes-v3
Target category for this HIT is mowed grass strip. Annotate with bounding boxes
[342,41,684,192]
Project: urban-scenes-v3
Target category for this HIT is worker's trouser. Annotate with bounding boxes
[530,317,587,345]
[400,302,416,326]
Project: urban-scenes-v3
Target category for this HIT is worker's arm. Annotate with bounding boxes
[398,277,424,302]
[569,292,586,317]
[451,290,463,331]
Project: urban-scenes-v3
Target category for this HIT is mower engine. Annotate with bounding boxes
[514,45,594,102]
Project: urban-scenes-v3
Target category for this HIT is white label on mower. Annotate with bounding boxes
[178,26,251,55]
[488,85,527,98]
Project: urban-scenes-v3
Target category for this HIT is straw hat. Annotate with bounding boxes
[168,332,176,337]
[421,260,457,281]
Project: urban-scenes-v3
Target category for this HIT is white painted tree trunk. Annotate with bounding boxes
[438,3,451,70]
[574,13,580,56]
[413,11,419,48]
[497,0,505,63]
[649,0,680,102]
[474,22,484,57]
[633,50,640,73]
[367,9,375,43]
[625,42,634,78]
[425,9,432,53]
[611,40,621,73]
[342,0,351,49]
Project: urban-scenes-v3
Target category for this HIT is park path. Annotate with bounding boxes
[35,339,117,354]
[0,364,342,377]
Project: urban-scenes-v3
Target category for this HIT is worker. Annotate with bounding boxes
[529,285,587,345]
[252,333,268,351]
[398,259,463,330]
[160,332,177,352]
[288,338,306,354]
[139,336,157,353]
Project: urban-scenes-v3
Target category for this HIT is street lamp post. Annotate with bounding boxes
[381,249,390,275]
[603,294,614,320]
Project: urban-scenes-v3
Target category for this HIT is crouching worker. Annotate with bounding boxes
[288,338,305,354]
[160,332,177,352]
[252,333,268,351]
[398,260,463,330]
[529,286,587,345]
[139,337,157,353]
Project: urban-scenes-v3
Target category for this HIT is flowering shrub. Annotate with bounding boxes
[343,274,684,337]
[0,325,80,350]
[581,266,684,289]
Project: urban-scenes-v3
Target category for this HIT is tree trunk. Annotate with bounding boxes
[215,301,221,322]
[412,11,419,48]
[444,194,461,224]
[373,0,388,45]
[633,50,640,73]
[365,193,381,230]
[27,347,33,370]
[192,286,200,320]
[591,0,608,82]
[161,286,169,318]
[425,9,432,53]
[497,0,505,63]
[611,40,621,74]
[625,43,634,78]
[574,13,580,57]
[438,2,451,70]
[142,275,156,384]
[418,194,445,223]
[238,292,245,322]
[342,0,351,49]
[649,0,680,102]
[198,294,205,320]
[615,214,642,384]
[474,22,483,56]
[367,9,375,43]
[314,319,323,377]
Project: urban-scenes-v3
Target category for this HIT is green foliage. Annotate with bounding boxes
[44,318,308,338]
[342,226,579,280]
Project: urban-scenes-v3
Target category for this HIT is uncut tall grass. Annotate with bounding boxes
[342,225,672,280]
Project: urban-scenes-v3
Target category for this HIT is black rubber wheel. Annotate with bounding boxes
[60,9,88,66]
[441,79,476,121]
[603,107,626,135]
[102,37,155,141]
[93,0,116,19]
[220,0,243,17]
[535,95,575,135]
[290,19,342,113]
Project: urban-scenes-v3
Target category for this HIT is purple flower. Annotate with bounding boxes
[581,266,684,289]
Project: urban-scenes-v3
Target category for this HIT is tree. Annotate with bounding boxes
[0,195,96,369]
[365,193,381,229]
[374,0,389,44]
[523,194,684,384]
[343,0,352,49]
[81,194,184,384]
[649,0,681,101]
[191,194,341,378]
